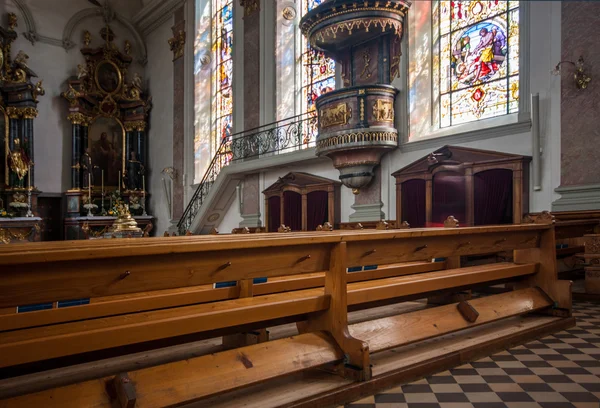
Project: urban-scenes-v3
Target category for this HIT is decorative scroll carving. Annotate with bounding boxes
[534,210,555,225]
[240,0,260,17]
[586,236,600,254]
[444,216,460,228]
[398,221,410,229]
[316,222,334,231]
[168,30,186,61]
[320,103,352,129]
[376,220,389,230]
[278,224,292,233]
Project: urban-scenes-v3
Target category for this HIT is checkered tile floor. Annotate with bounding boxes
[344,300,600,408]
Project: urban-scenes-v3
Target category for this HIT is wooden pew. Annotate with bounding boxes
[0,224,573,407]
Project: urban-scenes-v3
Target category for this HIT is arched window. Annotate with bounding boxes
[194,0,234,181]
[409,1,521,139]
[275,0,336,139]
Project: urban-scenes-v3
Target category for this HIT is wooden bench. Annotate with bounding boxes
[0,224,573,407]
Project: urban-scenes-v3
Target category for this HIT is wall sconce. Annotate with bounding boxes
[551,56,592,89]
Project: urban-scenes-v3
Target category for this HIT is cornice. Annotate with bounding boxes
[132,0,186,38]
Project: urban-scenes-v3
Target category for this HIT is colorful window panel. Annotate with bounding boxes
[301,0,336,141]
[212,0,234,159]
[435,0,519,127]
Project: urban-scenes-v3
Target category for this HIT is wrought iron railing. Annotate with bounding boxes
[177,112,318,235]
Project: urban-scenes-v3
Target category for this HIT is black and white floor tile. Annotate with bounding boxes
[344,301,600,408]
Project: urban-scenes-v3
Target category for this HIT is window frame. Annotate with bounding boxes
[400,0,530,151]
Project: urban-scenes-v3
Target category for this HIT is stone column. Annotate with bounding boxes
[553,1,600,211]
[240,173,262,228]
[170,7,186,220]
[349,166,385,222]
[238,0,262,228]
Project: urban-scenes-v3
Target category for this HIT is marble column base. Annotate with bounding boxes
[349,202,385,222]
[552,184,600,212]
[240,213,262,228]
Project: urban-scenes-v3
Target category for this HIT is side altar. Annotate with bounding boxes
[61,27,154,239]
[0,13,45,223]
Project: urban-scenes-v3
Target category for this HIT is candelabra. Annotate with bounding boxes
[142,193,148,216]
[100,191,107,216]
[25,188,34,217]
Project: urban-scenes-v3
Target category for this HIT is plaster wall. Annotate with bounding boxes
[146,18,174,236]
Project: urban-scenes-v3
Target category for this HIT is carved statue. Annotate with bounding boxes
[77,64,89,80]
[126,151,145,191]
[14,50,28,69]
[81,148,95,188]
[7,139,30,188]
[124,40,131,55]
[132,72,142,90]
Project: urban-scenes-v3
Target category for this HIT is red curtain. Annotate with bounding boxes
[432,172,466,226]
[283,191,302,231]
[268,196,281,232]
[307,191,328,231]
[401,179,426,228]
[474,169,513,225]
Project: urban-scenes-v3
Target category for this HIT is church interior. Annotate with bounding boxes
[0,0,599,407]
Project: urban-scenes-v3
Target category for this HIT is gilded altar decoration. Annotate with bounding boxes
[7,139,30,181]
[61,26,152,236]
[8,13,17,30]
[83,31,91,47]
[240,0,260,17]
[320,103,352,129]
[110,203,141,234]
[372,99,394,122]
[0,223,40,244]
[168,30,186,61]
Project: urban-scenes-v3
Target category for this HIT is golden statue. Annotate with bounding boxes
[7,139,30,185]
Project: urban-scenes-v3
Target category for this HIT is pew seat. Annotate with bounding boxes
[0,262,535,369]
[0,222,573,407]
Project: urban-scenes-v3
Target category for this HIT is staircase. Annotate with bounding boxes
[178,112,318,235]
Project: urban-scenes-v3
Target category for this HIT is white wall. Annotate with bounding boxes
[146,18,174,235]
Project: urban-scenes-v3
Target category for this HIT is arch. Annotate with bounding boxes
[62,7,148,65]
[12,0,38,45]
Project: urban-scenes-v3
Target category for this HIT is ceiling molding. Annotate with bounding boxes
[132,0,186,37]
[62,7,149,65]
[11,0,148,64]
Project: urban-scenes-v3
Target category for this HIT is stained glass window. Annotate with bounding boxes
[212,0,234,159]
[301,0,336,140]
[194,0,234,181]
[434,0,519,127]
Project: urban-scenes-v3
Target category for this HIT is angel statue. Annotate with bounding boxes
[14,50,29,69]
[132,72,143,90]
[77,64,89,80]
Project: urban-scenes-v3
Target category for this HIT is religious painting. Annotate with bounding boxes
[95,60,122,94]
[435,0,519,127]
[88,116,124,188]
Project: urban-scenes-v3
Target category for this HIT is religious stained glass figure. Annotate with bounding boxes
[212,0,234,163]
[434,0,519,127]
[301,0,336,142]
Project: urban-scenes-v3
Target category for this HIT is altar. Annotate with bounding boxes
[0,217,42,244]
[64,215,153,240]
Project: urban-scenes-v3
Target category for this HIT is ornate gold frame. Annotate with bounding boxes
[1,106,8,186]
[94,60,123,95]
[88,114,127,190]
